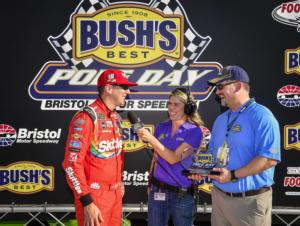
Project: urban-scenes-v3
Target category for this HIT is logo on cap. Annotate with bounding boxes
[107,73,116,82]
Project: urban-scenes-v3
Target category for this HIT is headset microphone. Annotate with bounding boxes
[184,89,197,115]
[183,74,197,115]
[127,111,143,133]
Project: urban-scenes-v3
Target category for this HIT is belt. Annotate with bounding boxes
[215,186,270,197]
[151,177,194,195]
[90,182,122,191]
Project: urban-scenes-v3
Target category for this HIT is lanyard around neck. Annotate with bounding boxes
[226,98,254,137]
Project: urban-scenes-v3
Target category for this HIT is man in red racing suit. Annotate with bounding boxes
[62,69,137,226]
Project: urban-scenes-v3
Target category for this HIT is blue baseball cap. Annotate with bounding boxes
[208,65,250,85]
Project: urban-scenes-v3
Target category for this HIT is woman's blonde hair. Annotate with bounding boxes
[169,88,204,127]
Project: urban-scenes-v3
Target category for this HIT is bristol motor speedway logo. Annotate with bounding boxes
[28,0,221,111]
[0,124,17,147]
[277,85,300,107]
[0,124,61,147]
[272,1,300,32]
[123,170,149,187]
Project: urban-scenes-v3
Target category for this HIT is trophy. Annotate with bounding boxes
[182,127,229,176]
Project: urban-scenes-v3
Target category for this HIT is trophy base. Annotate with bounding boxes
[182,168,220,176]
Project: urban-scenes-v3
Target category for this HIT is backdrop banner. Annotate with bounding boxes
[0,0,299,209]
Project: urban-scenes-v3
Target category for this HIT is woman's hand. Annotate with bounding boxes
[137,128,152,143]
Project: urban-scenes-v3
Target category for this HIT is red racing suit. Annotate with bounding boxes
[62,98,124,226]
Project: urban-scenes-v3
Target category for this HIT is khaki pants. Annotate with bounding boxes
[211,186,272,226]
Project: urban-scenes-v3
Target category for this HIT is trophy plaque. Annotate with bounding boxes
[183,134,229,176]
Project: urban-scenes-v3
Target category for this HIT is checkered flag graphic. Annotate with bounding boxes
[151,0,211,71]
[49,0,109,69]
[296,16,300,32]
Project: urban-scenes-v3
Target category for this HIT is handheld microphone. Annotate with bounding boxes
[127,112,143,133]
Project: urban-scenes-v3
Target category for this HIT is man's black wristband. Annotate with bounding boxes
[80,193,93,207]
[230,170,239,182]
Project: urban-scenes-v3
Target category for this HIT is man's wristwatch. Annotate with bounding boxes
[230,170,239,182]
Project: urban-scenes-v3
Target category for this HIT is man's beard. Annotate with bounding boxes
[220,98,227,107]
[215,94,228,112]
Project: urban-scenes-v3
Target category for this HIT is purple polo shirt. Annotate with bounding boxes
[153,120,202,188]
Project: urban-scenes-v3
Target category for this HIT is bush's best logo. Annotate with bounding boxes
[73,5,183,67]
[272,1,300,32]
[0,162,54,194]
[28,0,221,111]
[0,124,61,147]
[285,47,300,75]
[284,122,300,150]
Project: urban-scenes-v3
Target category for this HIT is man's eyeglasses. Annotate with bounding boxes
[112,84,130,90]
[216,81,236,90]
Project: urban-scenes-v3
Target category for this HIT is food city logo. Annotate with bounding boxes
[272,1,300,32]
[122,120,154,152]
[0,162,54,194]
[277,85,300,107]
[123,170,149,187]
[0,124,61,147]
[284,122,300,151]
[284,167,300,196]
[28,0,221,111]
[285,47,300,74]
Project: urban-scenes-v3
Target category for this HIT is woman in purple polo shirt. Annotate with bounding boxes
[137,88,203,226]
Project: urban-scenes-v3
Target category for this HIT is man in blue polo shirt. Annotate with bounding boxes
[203,65,280,226]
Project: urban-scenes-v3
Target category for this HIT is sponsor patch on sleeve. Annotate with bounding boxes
[68,152,78,162]
[74,127,83,132]
[69,140,81,149]
[69,148,81,152]
[71,133,82,139]
[97,113,105,119]
[73,119,86,126]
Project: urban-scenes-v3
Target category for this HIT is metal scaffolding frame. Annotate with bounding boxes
[0,203,300,225]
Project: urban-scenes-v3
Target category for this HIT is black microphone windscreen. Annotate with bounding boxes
[127,112,144,133]
[127,111,139,124]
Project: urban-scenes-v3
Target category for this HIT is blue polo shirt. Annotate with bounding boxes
[209,99,281,193]
[153,120,202,188]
